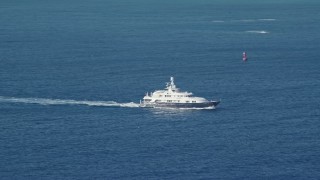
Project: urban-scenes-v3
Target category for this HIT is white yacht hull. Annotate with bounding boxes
[140,100,220,109]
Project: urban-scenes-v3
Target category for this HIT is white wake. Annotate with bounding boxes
[0,96,140,108]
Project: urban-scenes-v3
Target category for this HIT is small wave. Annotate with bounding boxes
[258,18,276,21]
[211,20,225,23]
[234,19,256,22]
[212,19,276,23]
[246,30,269,34]
[0,96,140,108]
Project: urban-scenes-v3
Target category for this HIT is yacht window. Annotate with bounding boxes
[192,101,196,103]
[186,101,189,103]
[167,100,172,102]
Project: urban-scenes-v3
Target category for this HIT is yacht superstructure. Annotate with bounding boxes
[140,77,220,109]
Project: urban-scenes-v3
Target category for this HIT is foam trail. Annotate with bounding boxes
[0,96,140,108]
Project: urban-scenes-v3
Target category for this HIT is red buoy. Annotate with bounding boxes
[242,52,247,62]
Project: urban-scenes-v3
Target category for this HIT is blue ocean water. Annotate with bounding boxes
[1,0,320,179]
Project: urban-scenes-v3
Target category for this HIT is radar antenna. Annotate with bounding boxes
[170,77,175,86]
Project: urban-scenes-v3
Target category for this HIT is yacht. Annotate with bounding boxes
[140,77,220,109]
